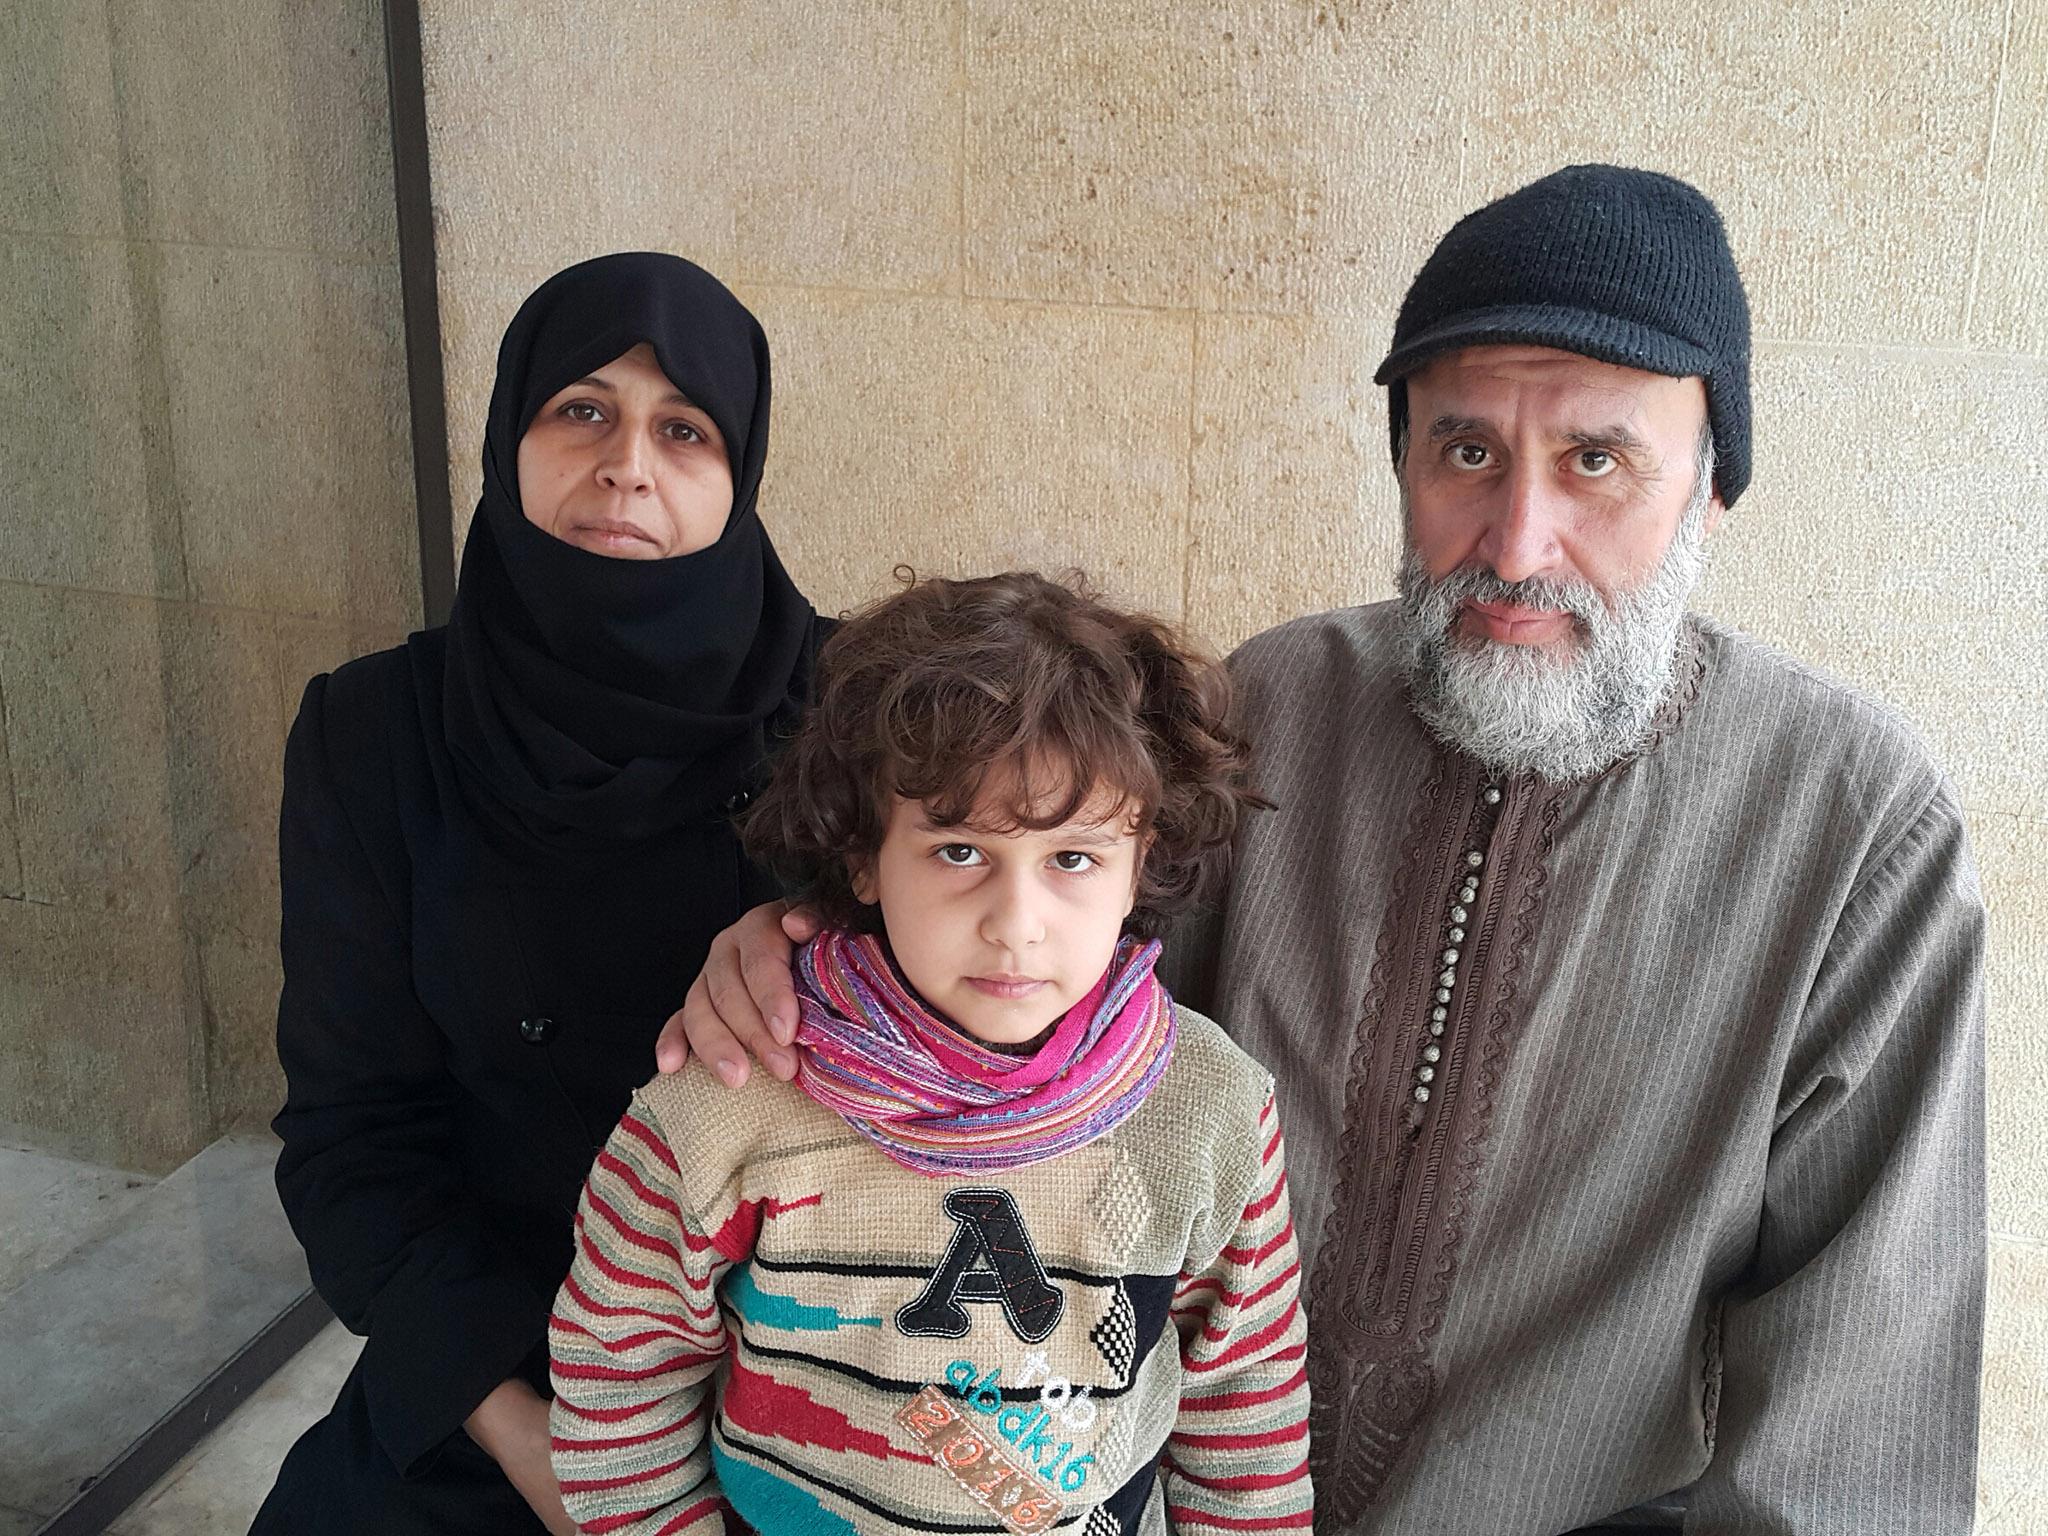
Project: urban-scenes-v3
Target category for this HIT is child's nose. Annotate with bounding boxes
[979,875,1047,954]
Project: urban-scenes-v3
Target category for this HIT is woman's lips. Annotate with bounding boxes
[965,975,1049,1000]
[573,519,660,551]
[1460,598,1573,644]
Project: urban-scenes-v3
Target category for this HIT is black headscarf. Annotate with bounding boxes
[441,252,816,852]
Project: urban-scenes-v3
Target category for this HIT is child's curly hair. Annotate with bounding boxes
[740,571,1267,937]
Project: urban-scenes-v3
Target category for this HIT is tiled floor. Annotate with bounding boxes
[0,1143,156,1302]
[108,1320,362,1535]
[0,1136,317,1533]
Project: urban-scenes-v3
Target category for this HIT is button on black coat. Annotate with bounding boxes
[253,632,784,1532]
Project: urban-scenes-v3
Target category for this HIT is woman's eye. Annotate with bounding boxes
[561,401,605,423]
[1051,851,1098,873]
[1448,442,1492,470]
[664,420,704,443]
[1572,448,1616,478]
[935,844,983,868]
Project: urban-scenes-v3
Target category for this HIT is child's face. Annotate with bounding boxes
[855,788,1144,1046]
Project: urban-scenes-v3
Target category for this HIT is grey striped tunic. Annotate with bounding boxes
[1165,603,1985,1535]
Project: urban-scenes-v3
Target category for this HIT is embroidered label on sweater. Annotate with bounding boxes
[897,1188,1065,1342]
[899,1385,1065,1534]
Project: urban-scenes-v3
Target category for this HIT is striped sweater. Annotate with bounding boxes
[548,1005,1312,1535]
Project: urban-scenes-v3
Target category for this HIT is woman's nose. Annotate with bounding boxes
[597,431,655,495]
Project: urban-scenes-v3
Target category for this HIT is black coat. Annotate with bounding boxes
[253,629,782,1532]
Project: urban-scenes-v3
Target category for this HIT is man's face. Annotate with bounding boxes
[1393,344,1721,781]
[1402,344,1720,654]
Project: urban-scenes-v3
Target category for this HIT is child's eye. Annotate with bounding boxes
[935,844,984,868]
[1050,851,1098,873]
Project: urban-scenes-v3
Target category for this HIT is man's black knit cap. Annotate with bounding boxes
[1377,163,1753,506]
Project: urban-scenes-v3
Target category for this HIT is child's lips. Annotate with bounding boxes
[965,975,1049,999]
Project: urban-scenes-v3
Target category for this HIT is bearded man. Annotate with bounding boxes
[663,165,1987,1534]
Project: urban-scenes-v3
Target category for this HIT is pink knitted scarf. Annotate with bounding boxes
[791,928,1176,1177]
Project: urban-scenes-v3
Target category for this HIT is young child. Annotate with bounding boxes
[548,573,1312,1535]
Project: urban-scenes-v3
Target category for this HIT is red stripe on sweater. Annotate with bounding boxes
[573,1215,692,1301]
[585,1182,686,1268]
[595,1144,683,1223]
[1240,1167,1289,1222]
[1217,1213,1296,1269]
[1169,1418,1309,1451]
[554,1350,721,1383]
[722,1355,925,1462]
[556,1452,691,1495]
[1169,1457,1310,1494]
[561,1269,716,1330]
[552,1401,706,1455]
[1164,1504,1314,1531]
[1177,1365,1309,1412]
[1191,1273,1304,1344]
[1171,1259,1302,1318]
[616,1111,681,1175]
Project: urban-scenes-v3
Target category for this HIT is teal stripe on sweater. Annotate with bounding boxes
[714,1444,860,1535]
[727,1264,882,1332]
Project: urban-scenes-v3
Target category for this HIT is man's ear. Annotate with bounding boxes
[1704,490,1727,536]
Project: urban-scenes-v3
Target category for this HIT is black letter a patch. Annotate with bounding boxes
[896,1189,1064,1343]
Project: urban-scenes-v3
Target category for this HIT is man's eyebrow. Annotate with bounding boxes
[1427,414,1493,441]
[1564,424,1654,455]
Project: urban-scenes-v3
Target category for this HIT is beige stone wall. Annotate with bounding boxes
[0,0,420,1171]
[420,1,2046,1523]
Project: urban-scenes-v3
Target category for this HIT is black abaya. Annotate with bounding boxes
[252,255,816,1533]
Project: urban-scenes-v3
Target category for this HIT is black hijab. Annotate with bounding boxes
[441,252,816,853]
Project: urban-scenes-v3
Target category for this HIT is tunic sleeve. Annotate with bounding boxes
[1690,789,1986,1534]
[273,672,551,1475]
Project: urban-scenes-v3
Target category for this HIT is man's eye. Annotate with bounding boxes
[1051,851,1097,873]
[1572,449,1616,477]
[1448,443,1492,470]
[935,844,983,867]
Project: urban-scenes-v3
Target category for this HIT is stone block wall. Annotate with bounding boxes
[0,0,420,1171]
[417,1,2046,1522]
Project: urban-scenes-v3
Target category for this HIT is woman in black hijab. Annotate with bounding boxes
[252,254,818,1534]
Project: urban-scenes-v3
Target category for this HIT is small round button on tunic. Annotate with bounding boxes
[519,1016,556,1045]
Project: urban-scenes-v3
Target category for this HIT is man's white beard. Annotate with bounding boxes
[1396,498,1708,783]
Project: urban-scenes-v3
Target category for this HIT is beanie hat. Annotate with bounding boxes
[1376,164,1753,506]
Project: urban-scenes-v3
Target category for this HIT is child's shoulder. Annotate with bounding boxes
[1157,1004,1277,1124]
[1115,1004,1277,1200]
[626,1062,850,1196]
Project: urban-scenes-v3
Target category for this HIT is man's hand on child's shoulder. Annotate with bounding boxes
[656,899,820,1086]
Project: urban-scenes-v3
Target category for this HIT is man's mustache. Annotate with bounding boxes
[1414,563,1609,628]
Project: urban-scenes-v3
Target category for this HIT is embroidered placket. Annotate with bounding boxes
[1307,760,1560,1523]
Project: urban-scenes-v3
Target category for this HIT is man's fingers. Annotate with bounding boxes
[696,965,780,1087]
[739,944,802,1063]
[653,1008,692,1076]
[780,903,823,944]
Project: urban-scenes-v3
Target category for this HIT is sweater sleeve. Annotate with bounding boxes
[272,672,551,1475]
[549,1096,746,1536]
[1160,1091,1315,1531]
[1688,790,1987,1535]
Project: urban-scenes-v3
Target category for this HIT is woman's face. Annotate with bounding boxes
[516,342,734,559]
